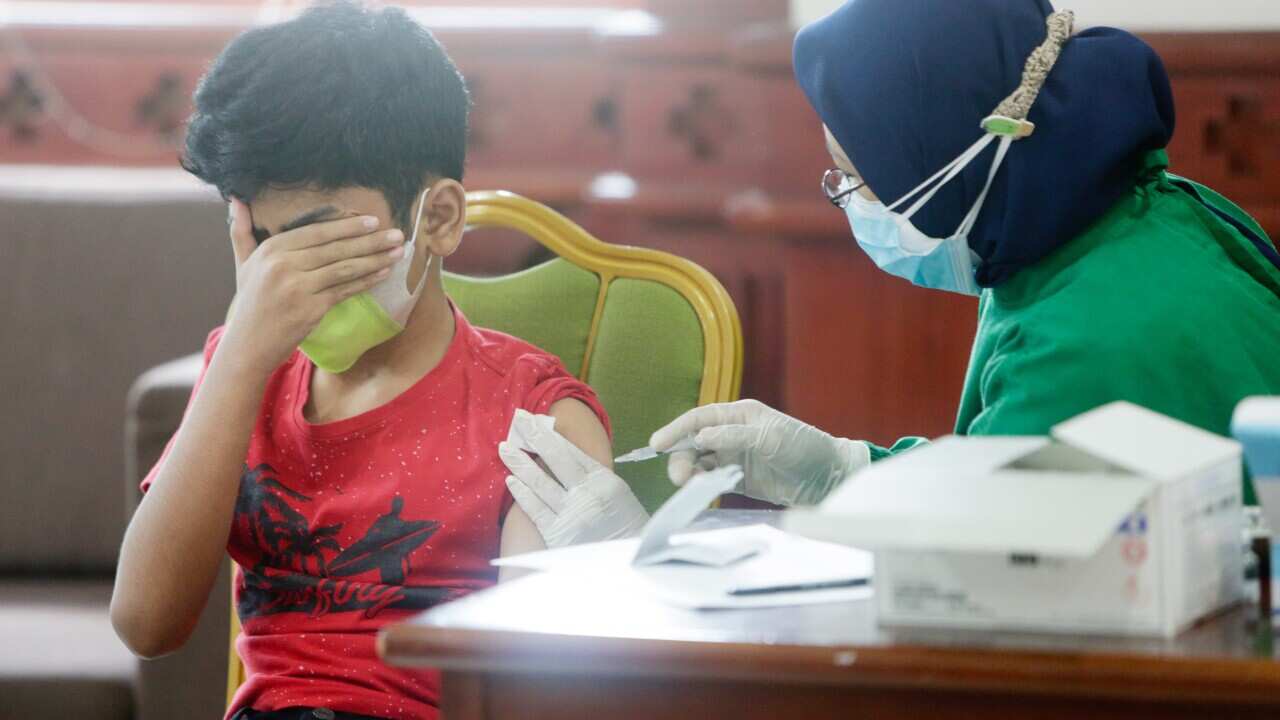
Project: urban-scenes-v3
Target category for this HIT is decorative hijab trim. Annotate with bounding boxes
[983,11,1075,139]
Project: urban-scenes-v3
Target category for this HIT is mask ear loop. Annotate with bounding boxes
[955,135,1014,237]
[883,133,994,218]
[405,187,434,299]
[893,134,998,220]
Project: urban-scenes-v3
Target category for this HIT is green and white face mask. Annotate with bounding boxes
[300,188,432,373]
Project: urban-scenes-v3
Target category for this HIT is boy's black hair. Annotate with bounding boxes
[181,1,469,226]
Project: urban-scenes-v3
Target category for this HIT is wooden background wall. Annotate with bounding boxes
[2,0,1277,445]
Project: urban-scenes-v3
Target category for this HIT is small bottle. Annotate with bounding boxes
[1244,506,1272,619]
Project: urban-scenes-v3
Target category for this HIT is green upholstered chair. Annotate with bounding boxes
[227,190,743,705]
[447,191,743,510]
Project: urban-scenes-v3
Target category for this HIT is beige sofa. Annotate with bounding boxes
[0,166,232,719]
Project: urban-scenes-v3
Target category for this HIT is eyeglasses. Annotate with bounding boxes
[822,168,867,209]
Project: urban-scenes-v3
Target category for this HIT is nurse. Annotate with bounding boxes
[502,0,1280,544]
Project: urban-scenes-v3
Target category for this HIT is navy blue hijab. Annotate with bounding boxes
[794,0,1176,287]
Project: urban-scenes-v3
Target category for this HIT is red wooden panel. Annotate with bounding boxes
[784,240,978,445]
[1141,32,1280,74]
[3,18,1278,448]
[613,65,755,181]
[725,26,833,196]
[747,72,832,195]
[0,51,204,165]
[1167,77,1280,203]
[460,59,615,172]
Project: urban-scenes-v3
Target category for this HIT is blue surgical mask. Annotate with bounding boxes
[843,132,1013,296]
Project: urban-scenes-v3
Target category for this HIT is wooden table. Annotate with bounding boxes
[379,511,1280,719]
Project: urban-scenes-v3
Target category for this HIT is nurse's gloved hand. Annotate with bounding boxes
[650,400,869,507]
[500,410,649,548]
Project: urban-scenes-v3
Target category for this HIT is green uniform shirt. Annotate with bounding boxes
[925,149,1280,502]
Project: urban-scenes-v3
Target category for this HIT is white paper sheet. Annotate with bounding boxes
[495,524,874,609]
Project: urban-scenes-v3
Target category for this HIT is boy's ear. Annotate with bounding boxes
[418,179,466,258]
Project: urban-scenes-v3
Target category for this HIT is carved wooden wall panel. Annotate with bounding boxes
[1168,79,1280,230]
[1,6,1276,442]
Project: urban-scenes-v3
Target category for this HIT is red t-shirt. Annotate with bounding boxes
[141,302,609,720]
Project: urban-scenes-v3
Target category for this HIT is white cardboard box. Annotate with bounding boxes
[784,402,1244,637]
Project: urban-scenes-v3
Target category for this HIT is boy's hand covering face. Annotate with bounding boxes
[221,197,408,374]
[499,409,649,548]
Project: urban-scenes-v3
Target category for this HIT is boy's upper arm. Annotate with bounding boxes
[139,327,225,494]
[496,398,611,580]
[497,504,543,581]
[547,398,613,469]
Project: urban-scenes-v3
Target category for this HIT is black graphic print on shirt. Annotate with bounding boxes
[233,463,452,621]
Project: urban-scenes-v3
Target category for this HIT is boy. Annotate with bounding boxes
[110,3,613,719]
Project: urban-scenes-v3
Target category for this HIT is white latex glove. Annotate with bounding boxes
[499,409,649,548]
[649,399,870,507]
